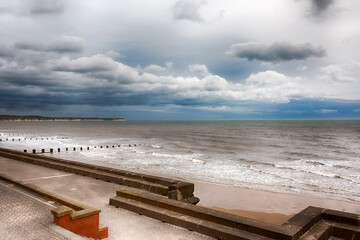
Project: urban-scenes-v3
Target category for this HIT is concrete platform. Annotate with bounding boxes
[0,156,213,240]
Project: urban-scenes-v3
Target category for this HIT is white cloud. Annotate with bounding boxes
[319,109,338,113]
[54,55,118,73]
[165,62,173,69]
[48,54,312,104]
[297,66,308,71]
[143,64,166,73]
[320,64,357,83]
[189,64,210,77]
[105,50,121,59]
[242,71,306,103]
[61,55,314,103]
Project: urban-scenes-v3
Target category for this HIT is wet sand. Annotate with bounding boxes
[198,204,292,225]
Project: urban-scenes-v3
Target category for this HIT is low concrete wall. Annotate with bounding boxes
[52,206,108,239]
[0,147,198,203]
[0,173,108,239]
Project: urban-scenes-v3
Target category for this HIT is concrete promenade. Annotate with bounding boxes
[0,178,87,240]
[0,156,213,240]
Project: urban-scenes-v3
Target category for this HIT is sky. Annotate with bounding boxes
[0,0,360,120]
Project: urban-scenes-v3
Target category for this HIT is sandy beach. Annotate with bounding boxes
[193,179,360,225]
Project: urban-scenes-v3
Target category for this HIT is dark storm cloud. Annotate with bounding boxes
[29,0,65,15]
[0,45,15,58]
[48,36,85,53]
[310,0,335,15]
[227,42,326,62]
[0,67,52,86]
[15,42,44,51]
[15,36,85,54]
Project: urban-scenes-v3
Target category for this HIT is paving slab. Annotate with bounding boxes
[0,156,213,240]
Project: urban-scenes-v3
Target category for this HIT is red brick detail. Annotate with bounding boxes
[53,213,108,239]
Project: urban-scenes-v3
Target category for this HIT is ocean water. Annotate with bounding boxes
[1,120,360,203]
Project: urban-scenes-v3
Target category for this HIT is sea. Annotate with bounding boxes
[1,120,359,203]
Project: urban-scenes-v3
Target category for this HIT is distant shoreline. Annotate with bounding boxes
[0,115,126,122]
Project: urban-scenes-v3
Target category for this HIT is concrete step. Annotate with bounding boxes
[110,195,273,240]
[332,222,360,239]
[298,220,331,240]
[298,220,360,240]
[110,187,295,240]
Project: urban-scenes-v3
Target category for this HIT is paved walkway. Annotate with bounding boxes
[0,179,85,240]
[0,157,213,240]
